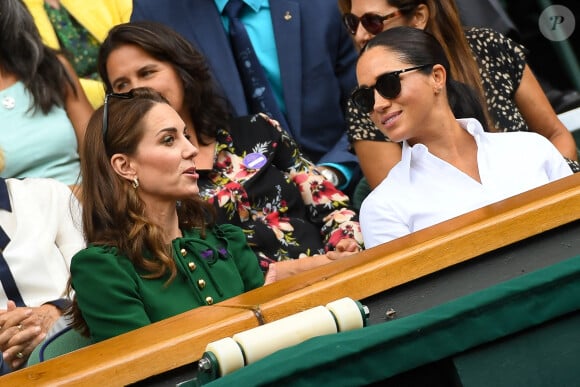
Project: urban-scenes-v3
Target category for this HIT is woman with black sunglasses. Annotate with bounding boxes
[356,27,572,248]
[338,0,579,196]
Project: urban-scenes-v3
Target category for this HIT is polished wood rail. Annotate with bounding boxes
[2,173,579,386]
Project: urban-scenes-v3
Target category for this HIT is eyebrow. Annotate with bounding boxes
[156,127,178,136]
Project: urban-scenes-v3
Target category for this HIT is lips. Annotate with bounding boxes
[183,167,198,179]
[380,111,401,128]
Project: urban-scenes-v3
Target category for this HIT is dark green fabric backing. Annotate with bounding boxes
[206,254,580,386]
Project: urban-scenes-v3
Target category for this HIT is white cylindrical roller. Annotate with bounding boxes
[233,305,338,365]
[205,337,245,376]
[325,297,364,332]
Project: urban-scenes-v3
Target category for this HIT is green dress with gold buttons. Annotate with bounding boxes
[70,224,264,343]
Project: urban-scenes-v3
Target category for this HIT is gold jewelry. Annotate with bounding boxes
[132,177,139,189]
[17,324,23,331]
[16,352,24,359]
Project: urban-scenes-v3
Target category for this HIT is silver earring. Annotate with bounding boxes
[132,177,139,189]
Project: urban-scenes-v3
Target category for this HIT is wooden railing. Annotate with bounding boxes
[2,173,579,386]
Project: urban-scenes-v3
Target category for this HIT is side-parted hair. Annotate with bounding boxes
[80,87,213,274]
[362,27,489,130]
[70,87,214,336]
[98,21,231,146]
[0,0,75,113]
[338,0,491,129]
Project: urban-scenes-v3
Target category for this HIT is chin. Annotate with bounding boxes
[378,129,399,143]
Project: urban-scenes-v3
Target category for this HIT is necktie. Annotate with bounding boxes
[223,0,289,129]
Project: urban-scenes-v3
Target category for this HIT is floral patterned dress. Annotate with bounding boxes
[198,114,364,272]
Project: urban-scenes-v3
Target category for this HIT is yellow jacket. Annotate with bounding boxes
[24,0,132,107]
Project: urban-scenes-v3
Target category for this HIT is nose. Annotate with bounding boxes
[183,136,199,159]
[355,26,374,50]
[131,79,151,90]
[373,89,392,112]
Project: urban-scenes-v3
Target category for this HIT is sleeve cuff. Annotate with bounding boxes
[43,298,72,312]
[318,162,353,190]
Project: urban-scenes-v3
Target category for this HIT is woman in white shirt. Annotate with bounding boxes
[355,27,572,248]
[0,149,85,372]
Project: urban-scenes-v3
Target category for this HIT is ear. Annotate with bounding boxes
[110,153,137,183]
[411,4,430,29]
[431,64,446,94]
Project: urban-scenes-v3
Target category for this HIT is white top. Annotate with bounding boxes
[0,178,85,306]
[360,118,573,248]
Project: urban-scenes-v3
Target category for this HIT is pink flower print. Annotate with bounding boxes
[215,181,251,221]
[215,154,234,174]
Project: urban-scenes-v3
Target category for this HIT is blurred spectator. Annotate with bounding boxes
[0,149,85,373]
[0,0,93,186]
[24,0,132,108]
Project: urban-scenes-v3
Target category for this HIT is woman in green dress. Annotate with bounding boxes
[68,87,264,343]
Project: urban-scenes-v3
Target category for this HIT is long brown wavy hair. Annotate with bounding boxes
[339,0,492,129]
[69,87,214,336]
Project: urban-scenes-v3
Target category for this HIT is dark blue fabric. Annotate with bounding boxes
[222,0,289,132]
[0,178,25,307]
[0,178,12,212]
[0,353,13,375]
[131,0,360,171]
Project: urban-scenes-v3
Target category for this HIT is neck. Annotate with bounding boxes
[142,199,182,243]
[0,68,17,92]
[414,113,481,182]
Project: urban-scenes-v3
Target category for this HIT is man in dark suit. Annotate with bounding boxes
[131,0,360,192]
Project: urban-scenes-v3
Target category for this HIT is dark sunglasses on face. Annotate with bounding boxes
[102,91,135,139]
[342,10,401,35]
[351,64,434,113]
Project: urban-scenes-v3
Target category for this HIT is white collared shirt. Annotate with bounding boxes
[0,178,85,307]
[360,118,573,248]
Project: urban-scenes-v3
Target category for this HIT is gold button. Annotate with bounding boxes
[198,279,206,289]
[205,296,214,305]
[180,248,187,256]
[188,262,196,271]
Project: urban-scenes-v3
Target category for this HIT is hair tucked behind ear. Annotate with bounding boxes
[362,26,489,131]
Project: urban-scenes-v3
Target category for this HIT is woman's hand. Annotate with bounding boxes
[0,301,61,369]
[326,238,360,261]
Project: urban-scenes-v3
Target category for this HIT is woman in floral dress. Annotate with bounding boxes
[98,21,364,283]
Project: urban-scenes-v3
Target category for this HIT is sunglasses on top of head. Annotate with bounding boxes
[351,64,434,113]
[102,91,135,139]
[342,10,401,35]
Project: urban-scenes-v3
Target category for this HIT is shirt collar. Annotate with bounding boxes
[0,178,12,212]
[400,118,486,176]
[215,0,267,13]
[457,117,486,137]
